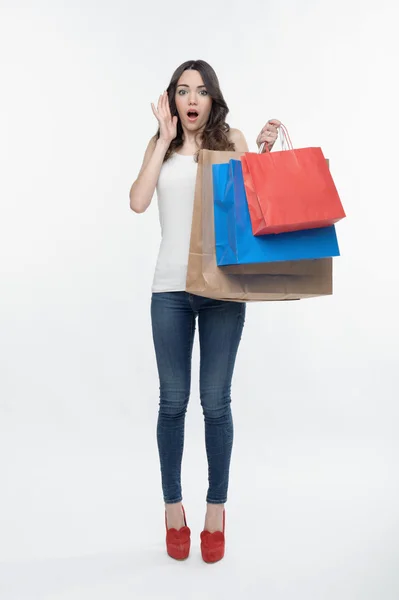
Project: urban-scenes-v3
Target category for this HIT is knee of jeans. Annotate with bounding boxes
[200,386,231,420]
[159,385,190,416]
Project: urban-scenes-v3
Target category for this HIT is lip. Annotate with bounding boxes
[187,109,199,122]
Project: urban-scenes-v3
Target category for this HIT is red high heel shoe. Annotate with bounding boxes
[200,508,225,563]
[165,504,191,560]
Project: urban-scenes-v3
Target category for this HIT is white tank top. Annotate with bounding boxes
[152,152,198,293]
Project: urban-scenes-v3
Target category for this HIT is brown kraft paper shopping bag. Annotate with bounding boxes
[185,149,333,302]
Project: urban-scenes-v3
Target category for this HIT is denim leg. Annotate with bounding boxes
[197,298,246,504]
[151,292,196,504]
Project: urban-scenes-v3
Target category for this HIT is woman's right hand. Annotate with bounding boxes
[151,91,178,145]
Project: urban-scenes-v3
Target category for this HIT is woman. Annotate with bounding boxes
[129,59,280,563]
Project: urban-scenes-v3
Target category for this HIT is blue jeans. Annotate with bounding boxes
[151,292,246,505]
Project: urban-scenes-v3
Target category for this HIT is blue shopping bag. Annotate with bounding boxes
[212,160,340,266]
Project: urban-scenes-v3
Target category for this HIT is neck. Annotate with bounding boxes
[181,124,205,147]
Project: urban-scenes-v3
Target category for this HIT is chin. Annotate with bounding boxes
[185,121,204,132]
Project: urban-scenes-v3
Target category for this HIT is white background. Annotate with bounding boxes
[1,0,398,598]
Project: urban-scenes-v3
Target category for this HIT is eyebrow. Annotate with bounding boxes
[177,84,207,88]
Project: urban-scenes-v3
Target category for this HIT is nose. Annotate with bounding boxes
[188,92,198,105]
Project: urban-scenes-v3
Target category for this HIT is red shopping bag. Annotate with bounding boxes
[241,153,267,235]
[242,124,346,235]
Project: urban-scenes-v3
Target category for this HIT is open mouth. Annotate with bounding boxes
[187,110,199,122]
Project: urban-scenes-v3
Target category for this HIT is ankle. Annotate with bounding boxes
[206,503,225,513]
[165,502,185,530]
[165,501,183,511]
[204,504,224,533]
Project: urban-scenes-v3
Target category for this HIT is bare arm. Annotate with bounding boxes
[129,136,169,213]
[129,91,178,213]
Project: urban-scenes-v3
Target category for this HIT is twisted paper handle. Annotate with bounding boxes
[258,123,293,154]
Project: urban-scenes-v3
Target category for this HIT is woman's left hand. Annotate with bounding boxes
[256,119,281,152]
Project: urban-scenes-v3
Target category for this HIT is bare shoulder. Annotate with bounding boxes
[227,127,249,152]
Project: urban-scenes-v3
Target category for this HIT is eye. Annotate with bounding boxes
[200,90,208,96]
[177,89,187,95]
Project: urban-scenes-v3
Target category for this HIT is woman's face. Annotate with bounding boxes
[174,69,212,133]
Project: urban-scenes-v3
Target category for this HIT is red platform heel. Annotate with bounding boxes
[165,504,191,560]
[200,508,225,563]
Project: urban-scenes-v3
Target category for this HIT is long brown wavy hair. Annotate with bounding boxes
[154,60,235,162]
